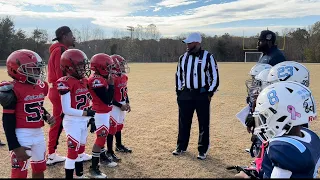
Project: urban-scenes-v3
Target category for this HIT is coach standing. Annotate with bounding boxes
[46,26,75,165]
[257,30,286,66]
[173,32,219,160]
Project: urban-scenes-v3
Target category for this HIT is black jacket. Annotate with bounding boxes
[258,46,286,66]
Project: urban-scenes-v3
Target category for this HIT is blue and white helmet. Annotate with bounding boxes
[249,63,272,78]
[267,61,310,87]
[253,81,316,141]
[255,69,271,91]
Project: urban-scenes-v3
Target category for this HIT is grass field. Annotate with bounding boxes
[0,62,320,178]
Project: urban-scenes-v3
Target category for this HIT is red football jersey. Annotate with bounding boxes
[12,80,49,128]
[113,74,128,103]
[56,76,91,111]
[88,74,113,113]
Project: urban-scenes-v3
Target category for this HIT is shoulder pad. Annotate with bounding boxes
[270,137,306,153]
[267,137,311,172]
[0,89,16,107]
[0,81,14,92]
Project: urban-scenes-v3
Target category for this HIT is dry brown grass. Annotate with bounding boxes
[0,62,320,178]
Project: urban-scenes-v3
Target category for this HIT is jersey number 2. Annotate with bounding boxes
[76,93,91,110]
[120,87,128,102]
[24,101,44,122]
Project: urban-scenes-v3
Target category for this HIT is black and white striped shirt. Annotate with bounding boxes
[176,49,219,94]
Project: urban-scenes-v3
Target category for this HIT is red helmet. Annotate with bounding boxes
[6,49,46,84]
[110,54,129,73]
[90,53,114,77]
[60,49,90,79]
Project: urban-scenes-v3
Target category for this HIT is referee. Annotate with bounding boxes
[173,32,219,160]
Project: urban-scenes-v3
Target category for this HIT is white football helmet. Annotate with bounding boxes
[253,81,317,142]
[246,63,272,95]
[249,63,272,78]
[255,69,271,91]
[267,61,310,87]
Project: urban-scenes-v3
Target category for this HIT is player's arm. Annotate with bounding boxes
[176,54,183,96]
[92,85,114,106]
[207,54,219,97]
[112,100,122,108]
[0,88,21,151]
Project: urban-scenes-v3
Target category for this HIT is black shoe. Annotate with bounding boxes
[100,154,118,168]
[197,152,207,160]
[106,152,121,162]
[89,165,107,178]
[116,144,132,153]
[172,149,186,156]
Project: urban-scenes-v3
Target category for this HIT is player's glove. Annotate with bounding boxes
[226,165,260,179]
[85,107,96,117]
[87,118,96,133]
[245,113,255,128]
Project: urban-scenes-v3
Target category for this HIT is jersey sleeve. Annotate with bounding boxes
[44,81,49,96]
[88,75,107,89]
[56,77,71,95]
[267,140,312,173]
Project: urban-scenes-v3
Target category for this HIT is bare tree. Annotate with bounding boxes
[72,28,82,43]
[81,25,91,42]
[92,27,105,40]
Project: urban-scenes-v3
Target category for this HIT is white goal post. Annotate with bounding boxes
[244,52,263,63]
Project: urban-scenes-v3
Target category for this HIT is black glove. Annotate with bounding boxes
[87,118,97,133]
[246,96,250,104]
[86,109,96,117]
[245,113,255,129]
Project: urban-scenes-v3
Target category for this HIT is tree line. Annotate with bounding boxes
[1,16,320,64]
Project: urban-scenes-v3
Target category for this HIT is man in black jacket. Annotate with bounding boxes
[257,30,286,66]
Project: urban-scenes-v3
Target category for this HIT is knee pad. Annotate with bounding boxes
[117,124,124,132]
[31,160,46,173]
[109,117,117,135]
[95,126,108,148]
[11,152,29,178]
[67,135,79,159]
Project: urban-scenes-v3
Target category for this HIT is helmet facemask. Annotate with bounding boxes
[100,63,116,78]
[253,108,291,142]
[72,59,91,79]
[119,61,130,74]
[18,61,46,85]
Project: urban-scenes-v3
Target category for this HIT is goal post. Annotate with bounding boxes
[244,52,263,63]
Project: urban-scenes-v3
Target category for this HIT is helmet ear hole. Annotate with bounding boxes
[276,116,287,122]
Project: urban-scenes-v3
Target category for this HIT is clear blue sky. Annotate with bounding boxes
[0,0,319,39]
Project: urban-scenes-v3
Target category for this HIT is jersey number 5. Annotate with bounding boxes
[24,101,44,122]
[120,87,128,102]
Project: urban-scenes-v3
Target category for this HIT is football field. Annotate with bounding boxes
[0,62,319,178]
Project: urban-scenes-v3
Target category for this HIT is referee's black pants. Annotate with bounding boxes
[176,89,210,154]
